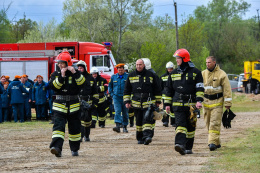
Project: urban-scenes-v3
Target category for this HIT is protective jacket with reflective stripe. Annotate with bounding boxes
[123,68,162,109]
[202,65,232,107]
[49,70,85,95]
[160,71,170,96]
[164,66,204,111]
[79,71,99,106]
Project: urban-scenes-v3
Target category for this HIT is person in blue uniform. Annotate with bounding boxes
[7,75,29,123]
[109,63,129,133]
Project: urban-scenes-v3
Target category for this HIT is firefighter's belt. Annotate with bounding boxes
[134,93,152,99]
[204,93,223,100]
[177,93,196,101]
[56,95,78,101]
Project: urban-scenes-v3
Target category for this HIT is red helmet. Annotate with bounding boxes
[173,49,190,62]
[56,51,72,66]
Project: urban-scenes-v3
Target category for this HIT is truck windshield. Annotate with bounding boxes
[92,56,103,66]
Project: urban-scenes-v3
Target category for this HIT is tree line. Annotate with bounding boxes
[1,0,259,75]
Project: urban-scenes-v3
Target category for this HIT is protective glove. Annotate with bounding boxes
[81,100,91,110]
[226,109,236,128]
[222,110,229,128]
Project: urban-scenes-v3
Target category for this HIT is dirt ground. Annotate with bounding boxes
[0,110,260,173]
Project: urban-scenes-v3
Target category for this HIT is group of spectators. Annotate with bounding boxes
[0,74,54,123]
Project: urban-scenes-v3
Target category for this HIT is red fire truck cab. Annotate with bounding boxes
[0,42,117,82]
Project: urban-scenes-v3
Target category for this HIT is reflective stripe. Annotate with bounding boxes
[92,115,97,121]
[53,78,63,89]
[123,95,131,102]
[129,77,139,83]
[169,113,175,118]
[93,94,99,99]
[161,76,168,81]
[52,131,65,139]
[209,130,220,135]
[98,97,106,104]
[176,126,187,134]
[136,126,142,132]
[53,103,68,113]
[69,133,81,141]
[129,112,134,117]
[75,75,85,85]
[196,91,204,97]
[172,102,196,106]
[204,86,222,90]
[99,86,105,92]
[224,98,232,101]
[203,102,223,108]
[196,83,204,88]
[90,81,94,86]
[186,131,195,138]
[143,124,153,130]
[99,116,106,121]
[81,120,92,127]
[70,107,80,113]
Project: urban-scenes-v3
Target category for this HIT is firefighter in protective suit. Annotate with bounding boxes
[124,59,162,145]
[165,49,204,155]
[49,51,85,157]
[90,67,108,128]
[202,56,232,151]
[161,61,176,127]
[76,60,99,142]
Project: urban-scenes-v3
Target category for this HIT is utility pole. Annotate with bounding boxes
[174,1,179,50]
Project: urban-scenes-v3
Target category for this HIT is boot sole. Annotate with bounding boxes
[175,145,186,155]
[144,138,152,145]
[50,148,61,157]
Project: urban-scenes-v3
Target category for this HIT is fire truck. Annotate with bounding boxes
[0,42,117,81]
[242,60,260,94]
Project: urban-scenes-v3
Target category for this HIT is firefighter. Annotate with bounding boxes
[124,59,162,145]
[90,67,108,128]
[124,65,134,127]
[202,56,232,151]
[7,75,29,123]
[76,60,99,142]
[109,63,129,133]
[165,49,204,155]
[49,51,85,157]
[21,75,32,121]
[161,61,176,127]
[32,75,48,121]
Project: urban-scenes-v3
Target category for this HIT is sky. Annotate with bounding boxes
[3,0,260,24]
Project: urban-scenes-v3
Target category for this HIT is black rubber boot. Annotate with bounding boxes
[175,144,186,155]
[113,123,120,133]
[123,125,128,133]
[84,127,90,142]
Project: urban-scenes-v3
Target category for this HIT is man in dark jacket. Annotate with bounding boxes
[1,82,10,122]
[165,49,204,155]
[7,75,29,123]
[49,51,86,157]
[76,60,99,142]
[21,75,33,121]
[124,59,162,145]
[32,75,48,121]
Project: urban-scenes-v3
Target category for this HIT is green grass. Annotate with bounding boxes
[231,93,260,112]
[204,127,260,173]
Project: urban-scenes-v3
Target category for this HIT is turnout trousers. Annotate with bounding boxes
[50,100,81,152]
[174,111,196,150]
[203,106,223,146]
[134,108,155,142]
[81,108,93,139]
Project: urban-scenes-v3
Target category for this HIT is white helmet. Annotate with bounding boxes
[76,60,87,70]
[124,64,128,70]
[141,58,151,70]
[166,61,175,69]
[90,67,99,74]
